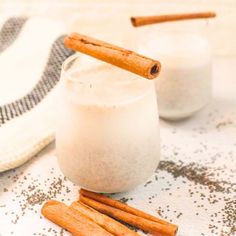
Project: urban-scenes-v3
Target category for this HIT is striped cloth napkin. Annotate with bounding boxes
[0,16,74,172]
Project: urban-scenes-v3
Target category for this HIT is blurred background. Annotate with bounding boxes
[0,0,236,57]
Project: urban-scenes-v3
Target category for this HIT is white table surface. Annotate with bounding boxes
[0,58,236,236]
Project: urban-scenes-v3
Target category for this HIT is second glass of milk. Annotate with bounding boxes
[56,54,160,193]
[139,21,212,120]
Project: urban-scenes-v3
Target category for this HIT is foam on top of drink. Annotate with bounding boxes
[63,55,153,106]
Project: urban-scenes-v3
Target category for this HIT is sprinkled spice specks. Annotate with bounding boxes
[0,164,75,236]
[155,160,236,235]
[158,160,235,193]
[0,155,235,236]
[0,106,236,235]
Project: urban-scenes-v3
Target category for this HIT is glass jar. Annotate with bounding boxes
[138,21,212,120]
[56,54,160,193]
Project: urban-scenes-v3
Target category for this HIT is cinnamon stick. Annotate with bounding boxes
[131,12,216,27]
[71,201,139,236]
[80,195,177,236]
[41,200,112,236]
[64,33,161,80]
[80,189,177,230]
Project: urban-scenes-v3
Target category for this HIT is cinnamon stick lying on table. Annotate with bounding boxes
[70,201,139,236]
[41,200,112,236]
[64,33,161,80]
[80,195,177,236]
[80,188,177,229]
[131,12,216,27]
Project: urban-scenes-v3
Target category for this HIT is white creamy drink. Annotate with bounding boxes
[139,29,212,120]
[56,54,160,193]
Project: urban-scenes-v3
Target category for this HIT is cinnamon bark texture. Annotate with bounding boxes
[41,200,112,236]
[131,12,216,27]
[70,201,139,236]
[64,33,161,80]
[80,195,177,236]
[80,188,178,230]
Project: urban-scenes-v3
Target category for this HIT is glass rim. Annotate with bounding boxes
[137,19,210,39]
[61,53,143,84]
[61,53,80,83]
[60,54,155,105]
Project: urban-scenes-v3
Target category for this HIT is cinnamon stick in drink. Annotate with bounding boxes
[70,201,139,236]
[64,33,161,80]
[80,195,177,236]
[41,200,112,236]
[131,12,216,27]
[80,189,177,230]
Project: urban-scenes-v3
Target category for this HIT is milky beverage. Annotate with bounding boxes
[56,55,160,193]
[140,32,212,120]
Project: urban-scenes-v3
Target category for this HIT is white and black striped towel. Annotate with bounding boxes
[0,16,74,172]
